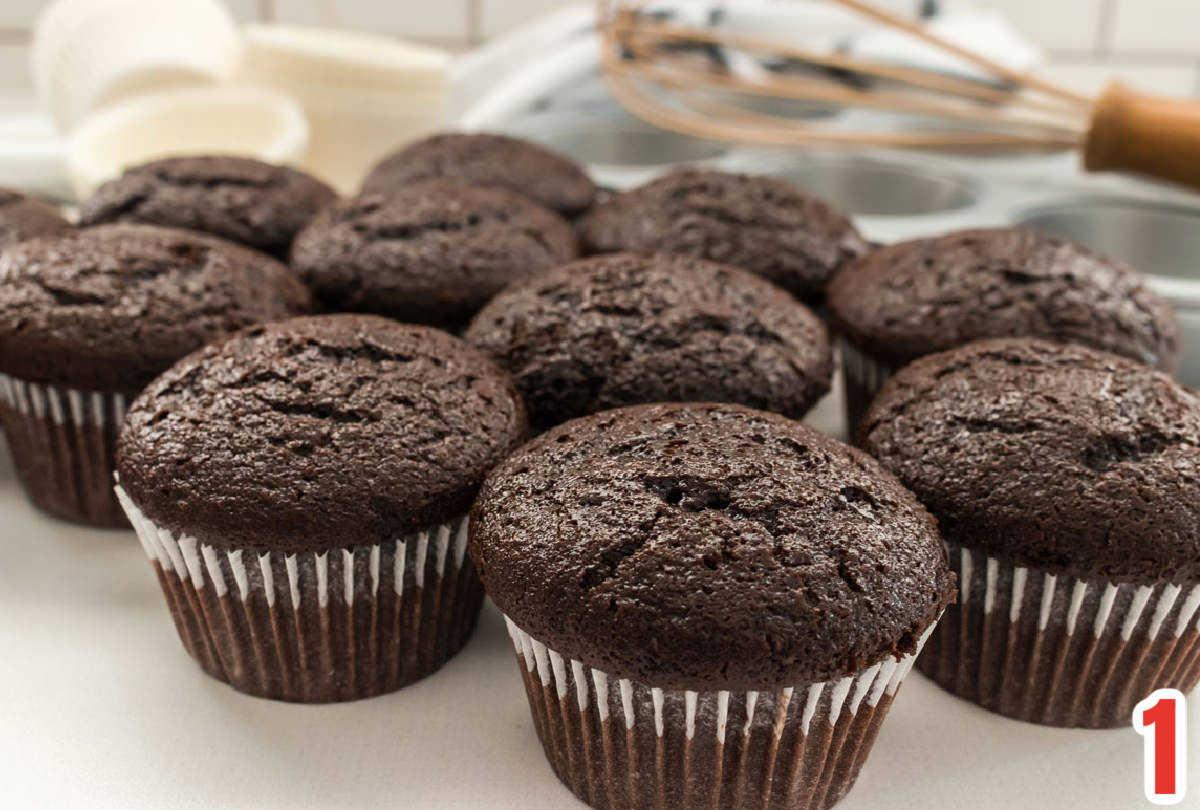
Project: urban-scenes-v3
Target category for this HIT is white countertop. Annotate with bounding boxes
[0,379,1194,809]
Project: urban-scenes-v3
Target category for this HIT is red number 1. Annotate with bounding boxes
[1134,689,1188,805]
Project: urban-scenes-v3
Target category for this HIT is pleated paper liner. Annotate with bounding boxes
[504,617,934,810]
[0,372,129,526]
[117,487,483,702]
[837,341,896,438]
[920,542,1200,728]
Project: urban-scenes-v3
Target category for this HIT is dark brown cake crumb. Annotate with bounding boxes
[0,224,312,391]
[465,252,833,430]
[291,180,579,331]
[0,187,70,246]
[118,314,528,552]
[860,338,1200,583]
[578,169,868,300]
[362,132,596,217]
[471,402,955,690]
[828,227,1178,370]
[79,156,337,258]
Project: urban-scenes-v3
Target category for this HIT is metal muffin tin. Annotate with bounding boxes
[1017,198,1200,388]
[501,104,1200,394]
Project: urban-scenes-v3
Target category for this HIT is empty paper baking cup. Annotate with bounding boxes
[239,24,449,191]
[32,0,239,130]
[65,86,310,200]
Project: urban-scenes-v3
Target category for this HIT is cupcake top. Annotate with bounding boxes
[828,227,1178,370]
[291,180,578,331]
[78,156,337,258]
[118,315,528,552]
[471,402,955,690]
[465,252,833,431]
[860,338,1200,584]
[0,187,71,245]
[361,132,597,218]
[578,169,868,300]
[0,224,311,391]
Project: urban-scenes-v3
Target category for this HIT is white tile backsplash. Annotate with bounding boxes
[1109,0,1200,54]
[979,0,1104,52]
[271,0,468,38]
[0,0,44,29]
[1042,57,1200,98]
[0,41,31,92]
[480,0,573,37]
[1,0,1199,97]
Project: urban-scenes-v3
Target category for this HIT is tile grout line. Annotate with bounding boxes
[1095,0,1117,57]
[466,0,483,46]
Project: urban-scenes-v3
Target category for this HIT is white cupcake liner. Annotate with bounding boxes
[116,487,482,702]
[838,339,896,435]
[66,86,311,199]
[919,542,1200,727]
[239,23,449,192]
[32,0,240,130]
[504,617,933,810]
[0,372,128,525]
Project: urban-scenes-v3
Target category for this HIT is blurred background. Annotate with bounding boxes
[2,0,1200,99]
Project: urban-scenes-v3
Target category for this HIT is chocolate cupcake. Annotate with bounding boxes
[859,338,1200,728]
[0,224,311,526]
[471,402,954,810]
[115,315,527,702]
[828,227,1178,432]
[0,188,70,245]
[362,132,596,218]
[79,156,337,258]
[578,169,868,301]
[465,252,833,431]
[291,179,578,331]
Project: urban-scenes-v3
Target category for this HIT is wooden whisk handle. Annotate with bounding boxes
[1085,82,1200,191]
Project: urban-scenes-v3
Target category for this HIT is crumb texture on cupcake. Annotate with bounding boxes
[860,338,1200,583]
[291,180,578,330]
[78,156,337,257]
[0,224,311,391]
[118,315,527,552]
[471,402,954,690]
[828,227,1178,370]
[0,187,70,245]
[465,252,833,430]
[362,132,596,217]
[578,169,868,299]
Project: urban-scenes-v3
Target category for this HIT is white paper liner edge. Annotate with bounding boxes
[962,545,1200,640]
[838,339,895,399]
[0,372,127,426]
[116,484,470,606]
[503,615,934,739]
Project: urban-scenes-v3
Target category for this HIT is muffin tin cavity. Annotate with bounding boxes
[1017,198,1200,388]
[772,157,978,217]
[511,112,729,189]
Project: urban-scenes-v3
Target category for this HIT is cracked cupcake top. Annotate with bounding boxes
[827,227,1178,370]
[470,402,954,689]
[79,156,337,258]
[362,132,597,218]
[578,169,868,300]
[118,315,528,552]
[291,179,579,331]
[860,338,1200,583]
[0,224,312,391]
[465,252,833,430]
[0,187,70,246]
